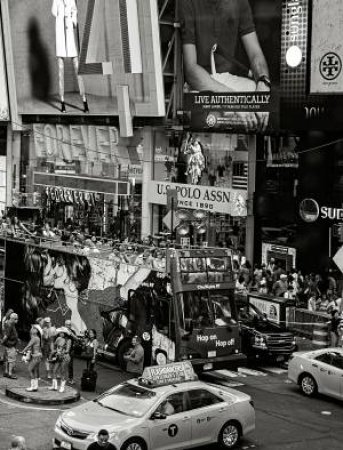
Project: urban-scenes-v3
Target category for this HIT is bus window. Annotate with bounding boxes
[176,292,215,332]
[210,292,237,326]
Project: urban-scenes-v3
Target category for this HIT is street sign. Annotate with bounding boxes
[333,245,343,273]
[162,211,179,230]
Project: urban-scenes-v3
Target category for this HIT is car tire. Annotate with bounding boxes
[218,420,241,449]
[121,437,147,450]
[300,373,317,397]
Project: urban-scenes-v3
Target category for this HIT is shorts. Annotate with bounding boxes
[4,346,17,364]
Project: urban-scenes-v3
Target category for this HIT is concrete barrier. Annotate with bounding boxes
[312,322,329,348]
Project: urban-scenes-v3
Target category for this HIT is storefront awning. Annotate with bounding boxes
[33,172,130,196]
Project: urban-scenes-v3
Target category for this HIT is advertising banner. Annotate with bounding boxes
[6,0,164,117]
[280,0,343,130]
[310,0,343,94]
[148,180,247,216]
[181,0,282,133]
[249,294,281,323]
[0,21,9,121]
[4,241,158,342]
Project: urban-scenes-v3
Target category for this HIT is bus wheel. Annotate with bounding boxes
[155,351,167,365]
[117,340,132,370]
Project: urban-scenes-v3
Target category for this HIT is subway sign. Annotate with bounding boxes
[299,198,343,222]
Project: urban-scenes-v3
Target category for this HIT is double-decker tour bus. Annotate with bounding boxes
[3,236,245,372]
[109,248,246,372]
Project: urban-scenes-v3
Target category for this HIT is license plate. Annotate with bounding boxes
[203,363,213,371]
[61,442,72,450]
[208,351,216,358]
[276,356,285,362]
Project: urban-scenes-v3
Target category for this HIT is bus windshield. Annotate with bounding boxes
[176,290,237,330]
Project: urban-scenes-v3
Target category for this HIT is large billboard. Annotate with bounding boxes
[5,0,164,118]
[280,0,343,130]
[181,0,282,133]
[0,20,9,121]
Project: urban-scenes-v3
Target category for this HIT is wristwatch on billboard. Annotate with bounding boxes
[256,75,271,89]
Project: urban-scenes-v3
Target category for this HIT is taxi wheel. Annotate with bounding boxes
[300,373,317,397]
[121,438,147,450]
[219,421,241,449]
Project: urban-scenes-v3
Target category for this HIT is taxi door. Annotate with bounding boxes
[149,392,192,450]
[312,352,341,399]
[188,388,225,447]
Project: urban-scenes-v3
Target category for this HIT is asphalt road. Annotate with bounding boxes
[1,358,343,450]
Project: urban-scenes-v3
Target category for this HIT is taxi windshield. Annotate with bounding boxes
[95,383,157,418]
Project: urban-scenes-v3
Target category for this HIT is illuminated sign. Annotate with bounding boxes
[299,198,343,222]
[280,0,343,129]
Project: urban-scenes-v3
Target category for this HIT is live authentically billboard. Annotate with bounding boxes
[148,180,247,217]
[280,0,343,130]
[181,0,282,133]
[4,0,164,118]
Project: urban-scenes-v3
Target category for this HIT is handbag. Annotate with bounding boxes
[22,351,32,364]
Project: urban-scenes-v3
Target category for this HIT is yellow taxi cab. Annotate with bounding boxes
[53,361,255,450]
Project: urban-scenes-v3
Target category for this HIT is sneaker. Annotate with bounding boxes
[8,374,17,379]
[67,379,75,386]
[3,373,9,378]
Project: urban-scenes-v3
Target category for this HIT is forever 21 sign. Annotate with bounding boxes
[148,181,247,217]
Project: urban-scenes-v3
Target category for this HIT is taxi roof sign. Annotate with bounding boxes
[139,361,197,388]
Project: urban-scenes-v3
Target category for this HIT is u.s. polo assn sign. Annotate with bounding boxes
[148,181,247,216]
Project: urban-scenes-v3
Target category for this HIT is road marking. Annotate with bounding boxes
[0,396,63,412]
[321,411,332,416]
[260,366,288,375]
[237,367,268,376]
[213,369,246,378]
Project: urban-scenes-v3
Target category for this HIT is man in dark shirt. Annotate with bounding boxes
[87,429,116,450]
[180,0,270,132]
[1,312,19,379]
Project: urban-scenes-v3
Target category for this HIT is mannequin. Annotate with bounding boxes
[51,0,89,113]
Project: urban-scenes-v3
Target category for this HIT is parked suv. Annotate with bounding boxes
[238,302,297,363]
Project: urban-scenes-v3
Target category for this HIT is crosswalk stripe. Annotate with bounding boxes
[261,366,288,375]
[208,380,245,388]
[214,369,245,378]
[237,367,268,376]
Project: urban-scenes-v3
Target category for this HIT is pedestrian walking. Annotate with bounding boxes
[48,327,72,393]
[124,335,144,375]
[41,317,56,379]
[8,436,26,450]
[1,312,19,379]
[21,327,42,392]
[86,429,116,450]
[84,329,98,371]
[64,319,77,385]
[328,309,341,347]
[1,308,14,332]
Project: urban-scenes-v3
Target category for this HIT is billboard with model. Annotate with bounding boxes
[4,0,164,118]
[181,0,282,133]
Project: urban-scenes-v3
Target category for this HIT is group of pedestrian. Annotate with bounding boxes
[234,258,342,313]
